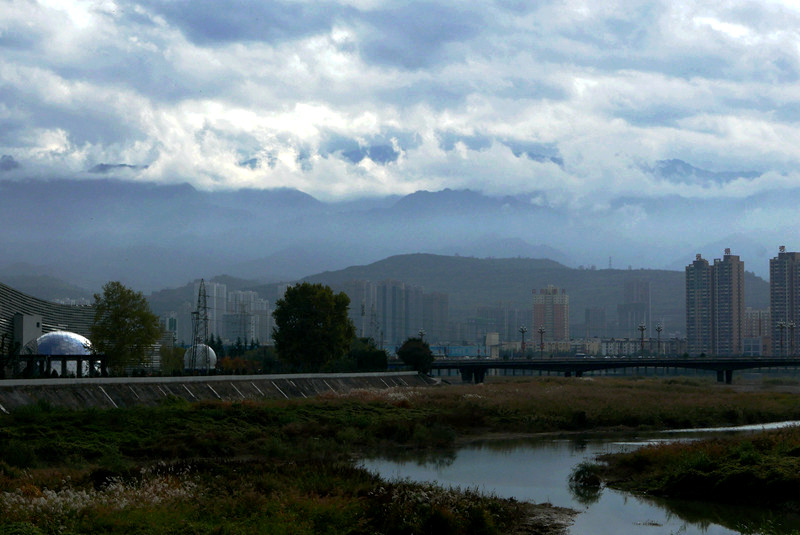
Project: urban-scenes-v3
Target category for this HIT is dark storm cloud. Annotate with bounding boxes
[142,0,481,70]
[613,105,698,128]
[438,132,492,152]
[0,83,139,146]
[0,155,20,171]
[140,0,349,44]
[319,130,420,165]
[357,3,484,69]
[501,140,562,165]
[0,27,40,50]
[651,160,761,185]
[437,133,562,165]
[88,163,149,174]
[53,52,208,103]
[496,77,568,102]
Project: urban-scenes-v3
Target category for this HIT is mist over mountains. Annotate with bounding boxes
[0,158,790,294]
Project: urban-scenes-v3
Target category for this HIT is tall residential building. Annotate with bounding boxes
[685,249,744,356]
[685,254,713,355]
[712,249,744,356]
[743,308,770,357]
[584,307,606,338]
[224,290,270,344]
[423,292,449,344]
[333,279,430,348]
[769,246,800,356]
[404,284,424,341]
[159,312,178,340]
[617,279,650,337]
[744,308,770,338]
[532,285,569,342]
[337,280,376,339]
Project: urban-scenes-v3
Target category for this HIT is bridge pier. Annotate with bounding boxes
[716,370,733,384]
[460,367,486,384]
[460,368,473,383]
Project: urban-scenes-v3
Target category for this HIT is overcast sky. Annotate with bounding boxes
[2,0,800,210]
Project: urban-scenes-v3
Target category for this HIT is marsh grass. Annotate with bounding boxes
[1,376,798,533]
[596,425,800,509]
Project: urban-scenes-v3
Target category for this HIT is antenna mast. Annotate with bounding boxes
[190,279,209,370]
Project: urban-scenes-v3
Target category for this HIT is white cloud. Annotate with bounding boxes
[1,0,800,211]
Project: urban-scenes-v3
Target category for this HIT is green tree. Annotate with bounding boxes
[272,282,356,372]
[90,281,161,374]
[348,337,388,371]
[397,337,434,373]
[160,344,185,375]
[324,337,388,372]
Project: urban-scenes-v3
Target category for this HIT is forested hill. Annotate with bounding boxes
[303,254,770,335]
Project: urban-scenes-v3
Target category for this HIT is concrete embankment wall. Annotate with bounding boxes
[0,372,433,413]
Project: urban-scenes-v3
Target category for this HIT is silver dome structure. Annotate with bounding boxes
[23,331,93,355]
[183,344,217,371]
[22,331,95,377]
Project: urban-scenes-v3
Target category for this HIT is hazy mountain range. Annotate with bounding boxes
[0,158,787,293]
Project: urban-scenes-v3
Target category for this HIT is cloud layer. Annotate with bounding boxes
[2,0,800,210]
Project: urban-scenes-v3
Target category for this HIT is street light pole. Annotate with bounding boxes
[790,322,796,357]
[778,321,786,357]
[656,323,663,356]
[638,322,647,357]
[518,326,527,357]
[538,327,545,359]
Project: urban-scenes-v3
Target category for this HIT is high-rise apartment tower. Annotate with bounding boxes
[685,249,744,356]
[532,285,569,342]
[769,246,800,356]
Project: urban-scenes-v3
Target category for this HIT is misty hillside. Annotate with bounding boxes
[0,176,787,293]
[0,179,576,291]
[147,275,263,315]
[0,275,93,303]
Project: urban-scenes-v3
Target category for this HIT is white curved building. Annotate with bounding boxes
[183,344,217,371]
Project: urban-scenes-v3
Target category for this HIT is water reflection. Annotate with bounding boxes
[567,462,603,506]
[373,446,457,469]
[361,431,800,535]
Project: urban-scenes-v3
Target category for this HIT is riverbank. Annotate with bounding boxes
[2,376,799,534]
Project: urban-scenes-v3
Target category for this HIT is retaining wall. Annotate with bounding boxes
[0,372,433,413]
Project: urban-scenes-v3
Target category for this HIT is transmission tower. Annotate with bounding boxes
[190,279,210,370]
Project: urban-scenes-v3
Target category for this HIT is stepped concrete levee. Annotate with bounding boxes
[0,372,433,412]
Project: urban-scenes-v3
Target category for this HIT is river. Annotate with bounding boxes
[360,422,800,534]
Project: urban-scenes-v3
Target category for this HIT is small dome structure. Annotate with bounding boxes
[23,331,93,355]
[184,344,217,370]
[21,331,95,377]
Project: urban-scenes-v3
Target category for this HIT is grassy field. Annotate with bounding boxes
[2,376,800,534]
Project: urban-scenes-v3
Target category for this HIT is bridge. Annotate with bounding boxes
[430,357,800,384]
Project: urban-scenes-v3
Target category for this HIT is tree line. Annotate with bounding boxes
[82,281,432,376]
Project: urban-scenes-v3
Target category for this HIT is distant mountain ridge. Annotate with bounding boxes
[1,164,792,291]
[651,159,761,184]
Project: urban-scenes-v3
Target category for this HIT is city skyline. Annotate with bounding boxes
[2,244,790,357]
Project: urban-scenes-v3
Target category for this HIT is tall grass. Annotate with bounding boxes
[595,425,800,509]
[2,376,798,533]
